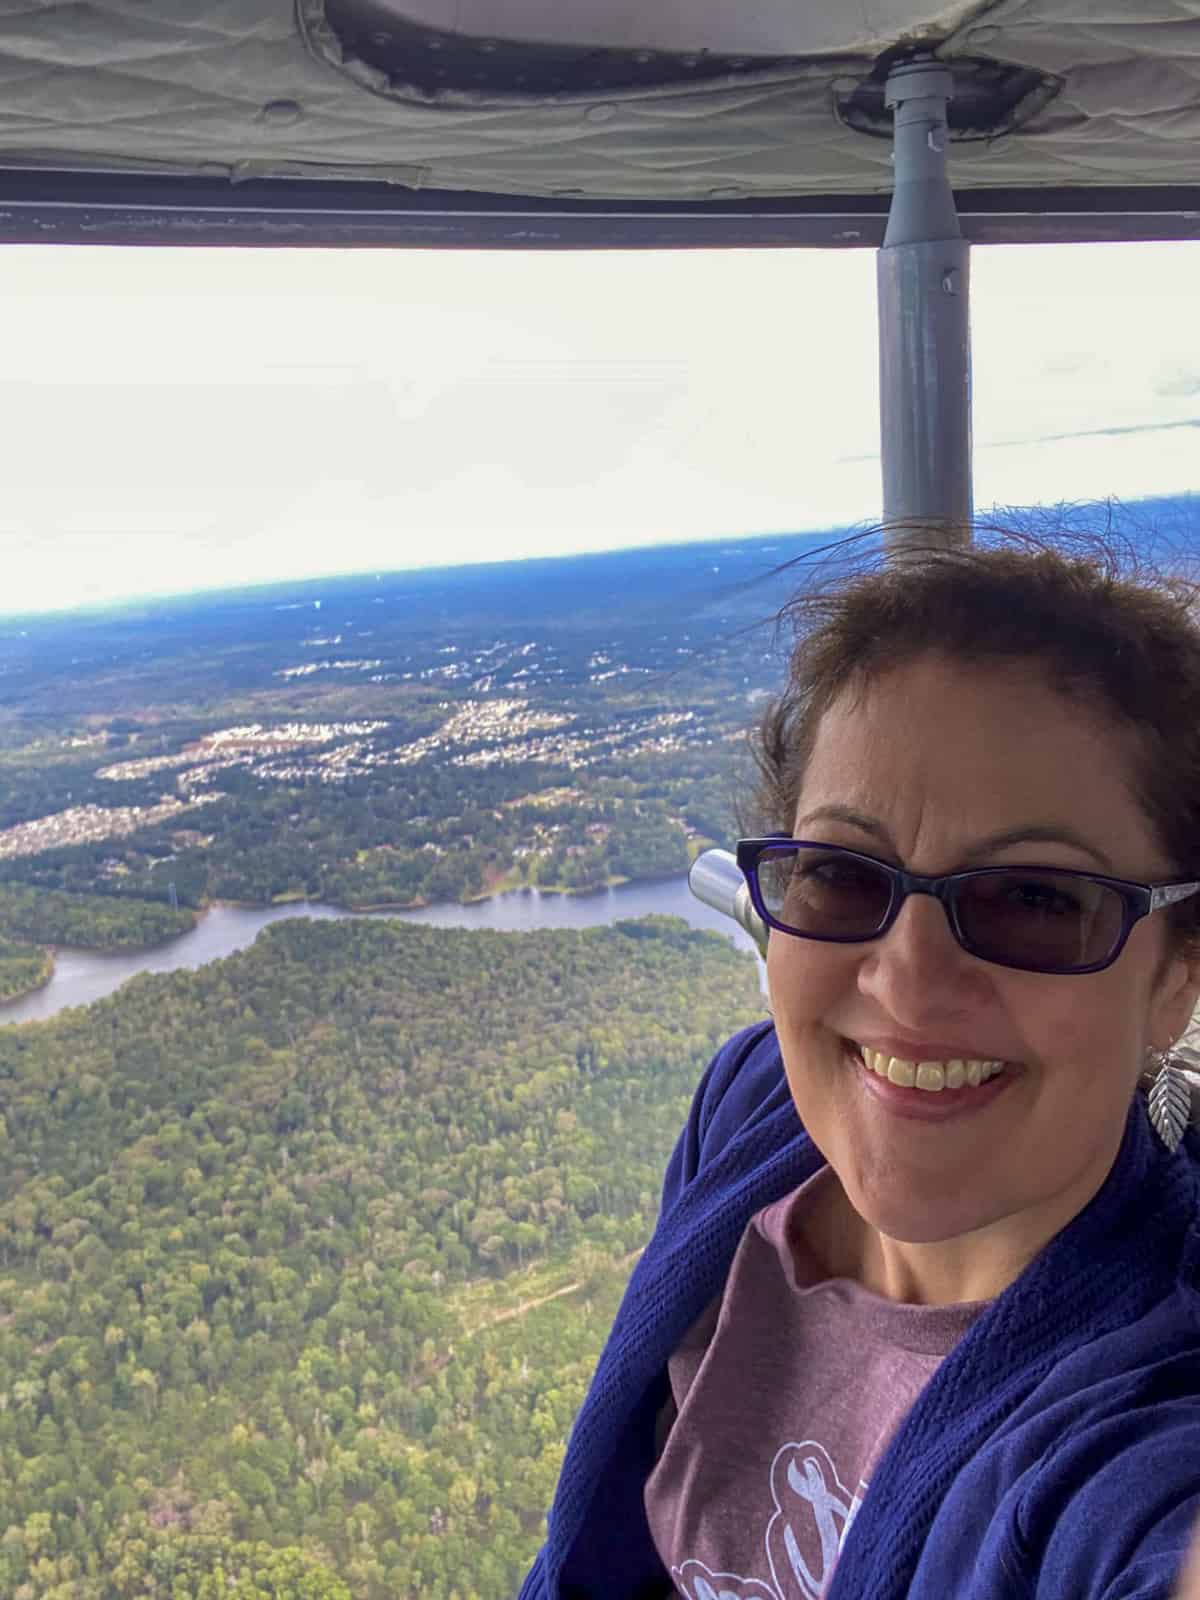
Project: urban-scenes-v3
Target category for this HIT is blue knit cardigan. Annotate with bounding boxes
[518,1021,1200,1600]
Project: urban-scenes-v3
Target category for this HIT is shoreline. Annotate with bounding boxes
[38,915,200,962]
[13,868,698,964]
[0,871,759,1024]
[218,868,687,917]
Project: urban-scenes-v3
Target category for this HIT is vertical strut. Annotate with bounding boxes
[877,59,973,554]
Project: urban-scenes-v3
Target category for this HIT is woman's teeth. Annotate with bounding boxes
[857,1045,1007,1092]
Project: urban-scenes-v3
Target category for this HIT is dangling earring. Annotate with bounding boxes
[1146,1047,1191,1155]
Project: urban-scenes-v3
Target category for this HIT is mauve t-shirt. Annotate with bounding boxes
[644,1166,988,1600]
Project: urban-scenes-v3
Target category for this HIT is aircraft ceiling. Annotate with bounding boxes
[3,0,1198,244]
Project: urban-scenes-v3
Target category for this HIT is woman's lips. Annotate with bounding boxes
[846,1041,1018,1122]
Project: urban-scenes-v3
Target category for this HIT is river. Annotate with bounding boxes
[0,876,764,1025]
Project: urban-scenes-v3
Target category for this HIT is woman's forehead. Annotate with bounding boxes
[809,656,1125,767]
[794,657,1153,862]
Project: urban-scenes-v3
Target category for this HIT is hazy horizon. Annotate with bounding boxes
[2,518,843,623]
[7,491,1200,629]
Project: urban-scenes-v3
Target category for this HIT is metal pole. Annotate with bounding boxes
[877,59,973,555]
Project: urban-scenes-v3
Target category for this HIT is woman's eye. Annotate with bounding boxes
[795,861,878,901]
[1006,880,1079,916]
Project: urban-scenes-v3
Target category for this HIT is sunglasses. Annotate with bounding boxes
[736,838,1200,976]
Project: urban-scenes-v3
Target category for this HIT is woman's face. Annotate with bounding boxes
[767,654,1199,1302]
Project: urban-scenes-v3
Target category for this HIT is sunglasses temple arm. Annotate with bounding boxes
[1148,881,1200,912]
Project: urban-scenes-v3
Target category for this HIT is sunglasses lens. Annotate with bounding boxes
[756,845,893,937]
[955,871,1125,972]
[752,847,1128,973]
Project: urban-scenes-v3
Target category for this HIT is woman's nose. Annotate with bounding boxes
[857,889,988,1008]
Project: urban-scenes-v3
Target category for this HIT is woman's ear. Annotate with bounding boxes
[1152,941,1200,1058]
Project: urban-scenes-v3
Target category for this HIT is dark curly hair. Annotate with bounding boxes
[750,524,1200,957]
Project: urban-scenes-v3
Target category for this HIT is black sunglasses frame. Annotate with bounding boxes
[736,837,1200,976]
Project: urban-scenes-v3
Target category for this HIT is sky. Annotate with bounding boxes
[2,238,1197,615]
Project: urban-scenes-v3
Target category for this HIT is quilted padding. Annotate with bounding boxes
[0,0,1197,198]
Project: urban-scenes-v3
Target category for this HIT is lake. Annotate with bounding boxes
[0,876,764,1024]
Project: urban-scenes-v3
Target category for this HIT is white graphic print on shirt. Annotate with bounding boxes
[671,1440,868,1600]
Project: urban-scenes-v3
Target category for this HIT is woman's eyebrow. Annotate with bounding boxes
[794,806,1114,872]
[962,825,1114,871]
[795,804,890,843]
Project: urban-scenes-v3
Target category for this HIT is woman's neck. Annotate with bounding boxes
[801,1169,1019,1306]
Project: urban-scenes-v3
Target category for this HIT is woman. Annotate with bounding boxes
[519,535,1200,1600]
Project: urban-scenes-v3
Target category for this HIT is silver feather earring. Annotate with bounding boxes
[1146,1047,1191,1155]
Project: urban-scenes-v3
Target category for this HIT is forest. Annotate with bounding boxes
[0,938,51,1005]
[0,540,781,1595]
[0,913,767,1598]
[0,887,194,954]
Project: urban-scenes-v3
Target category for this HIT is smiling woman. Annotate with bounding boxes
[761,650,1199,1306]
[521,530,1200,1600]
